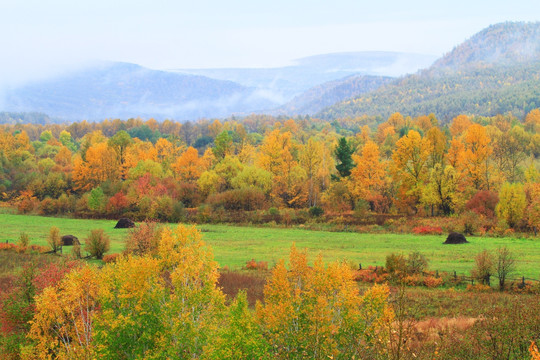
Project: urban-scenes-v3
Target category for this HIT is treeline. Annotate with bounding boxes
[0,110,539,233]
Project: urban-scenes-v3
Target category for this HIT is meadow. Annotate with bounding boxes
[1,213,538,278]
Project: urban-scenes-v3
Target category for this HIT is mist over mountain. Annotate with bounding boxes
[174,52,437,100]
[0,52,436,122]
[319,21,540,122]
[2,62,277,122]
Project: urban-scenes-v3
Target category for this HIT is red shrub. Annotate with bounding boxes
[466,190,499,218]
[354,267,389,283]
[424,276,444,288]
[412,225,443,235]
[0,243,17,252]
[370,194,393,214]
[403,274,423,286]
[32,261,80,293]
[245,259,268,271]
[107,192,129,214]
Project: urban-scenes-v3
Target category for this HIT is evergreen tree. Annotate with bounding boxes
[334,137,355,178]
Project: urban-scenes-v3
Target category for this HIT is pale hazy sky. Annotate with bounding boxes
[1,0,539,85]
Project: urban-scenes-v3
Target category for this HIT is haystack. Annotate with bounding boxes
[61,235,80,246]
[444,232,468,244]
[115,218,135,228]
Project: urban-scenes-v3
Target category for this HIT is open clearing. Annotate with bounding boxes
[0,213,538,278]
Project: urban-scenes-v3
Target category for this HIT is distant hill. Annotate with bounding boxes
[274,75,394,116]
[0,111,59,125]
[174,52,437,101]
[3,62,278,121]
[319,22,540,122]
[432,22,540,70]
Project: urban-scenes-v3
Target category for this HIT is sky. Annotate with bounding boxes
[1,0,539,86]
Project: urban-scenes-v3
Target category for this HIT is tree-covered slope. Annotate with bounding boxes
[274,75,394,115]
[319,22,540,122]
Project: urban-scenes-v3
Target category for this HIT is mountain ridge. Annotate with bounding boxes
[318,21,540,122]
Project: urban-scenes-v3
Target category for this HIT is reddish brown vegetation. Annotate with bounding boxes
[217,270,267,306]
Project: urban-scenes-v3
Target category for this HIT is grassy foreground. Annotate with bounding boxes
[0,213,538,278]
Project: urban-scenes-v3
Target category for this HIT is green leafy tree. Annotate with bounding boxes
[213,131,233,159]
[88,186,106,212]
[59,130,77,152]
[94,256,166,359]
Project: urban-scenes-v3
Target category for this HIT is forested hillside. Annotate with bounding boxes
[319,62,540,121]
[275,75,394,115]
[320,22,540,122]
[432,21,540,69]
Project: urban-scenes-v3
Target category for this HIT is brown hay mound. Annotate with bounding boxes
[115,218,135,229]
[61,235,80,246]
[444,232,468,244]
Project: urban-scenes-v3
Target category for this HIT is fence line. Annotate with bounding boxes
[358,263,539,287]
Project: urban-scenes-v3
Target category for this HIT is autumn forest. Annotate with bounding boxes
[1,111,539,232]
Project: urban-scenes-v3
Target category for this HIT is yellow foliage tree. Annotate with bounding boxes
[257,129,306,207]
[392,130,432,210]
[27,266,100,360]
[460,124,493,190]
[153,225,225,358]
[496,182,526,228]
[72,142,119,191]
[256,245,392,359]
[94,255,166,359]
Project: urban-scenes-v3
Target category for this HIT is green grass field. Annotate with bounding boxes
[1,213,538,278]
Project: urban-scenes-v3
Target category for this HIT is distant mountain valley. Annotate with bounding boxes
[1,21,540,123]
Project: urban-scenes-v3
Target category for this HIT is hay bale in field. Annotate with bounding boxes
[115,218,135,229]
[61,235,80,246]
[444,232,468,244]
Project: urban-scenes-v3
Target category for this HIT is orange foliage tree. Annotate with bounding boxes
[173,146,202,183]
[350,140,385,203]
